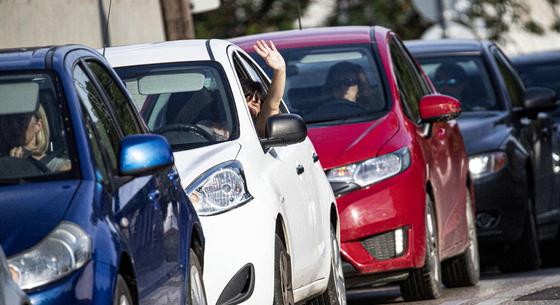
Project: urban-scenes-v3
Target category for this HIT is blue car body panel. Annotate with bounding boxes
[0,45,203,305]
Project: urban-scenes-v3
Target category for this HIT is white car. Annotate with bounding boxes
[105,40,346,305]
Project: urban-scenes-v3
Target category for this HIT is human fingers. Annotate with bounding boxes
[269,40,277,52]
[253,44,268,58]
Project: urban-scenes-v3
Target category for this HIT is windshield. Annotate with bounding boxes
[250,44,389,124]
[417,56,500,111]
[516,62,560,116]
[0,72,75,181]
[115,62,238,151]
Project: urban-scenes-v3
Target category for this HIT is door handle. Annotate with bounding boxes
[312,152,320,163]
[296,164,305,175]
[148,190,161,201]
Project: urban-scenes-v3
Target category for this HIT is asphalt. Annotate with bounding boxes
[347,267,560,305]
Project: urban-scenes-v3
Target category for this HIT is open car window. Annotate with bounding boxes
[249,44,389,125]
[115,62,239,151]
[0,72,75,181]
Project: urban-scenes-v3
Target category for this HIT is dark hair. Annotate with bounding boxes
[326,61,363,86]
[435,62,467,81]
[0,113,33,155]
[240,78,264,98]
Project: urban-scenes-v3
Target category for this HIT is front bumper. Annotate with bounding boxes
[472,165,528,243]
[27,260,115,305]
[200,200,276,305]
[336,166,426,287]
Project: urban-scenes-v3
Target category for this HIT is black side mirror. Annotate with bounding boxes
[260,114,307,149]
[523,87,557,113]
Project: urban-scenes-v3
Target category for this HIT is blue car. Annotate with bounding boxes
[0,45,206,305]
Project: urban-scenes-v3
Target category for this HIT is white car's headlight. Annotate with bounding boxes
[468,152,507,179]
[327,147,411,188]
[8,222,91,290]
[187,160,253,216]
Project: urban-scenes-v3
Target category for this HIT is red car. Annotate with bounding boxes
[232,26,479,300]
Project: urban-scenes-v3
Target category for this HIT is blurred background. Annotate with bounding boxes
[2,0,560,54]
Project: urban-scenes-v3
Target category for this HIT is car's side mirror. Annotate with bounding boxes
[260,114,307,149]
[119,134,174,176]
[522,87,557,113]
[419,94,462,123]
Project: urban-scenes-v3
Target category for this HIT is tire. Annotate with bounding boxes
[188,248,208,305]
[498,196,541,273]
[400,196,442,301]
[316,226,347,305]
[113,275,133,305]
[442,188,480,287]
[274,234,294,305]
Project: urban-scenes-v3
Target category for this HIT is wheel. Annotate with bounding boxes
[400,196,442,301]
[498,195,541,273]
[273,234,294,305]
[188,248,207,305]
[113,274,133,305]
[316,225,347,305]
[442,188,480,287]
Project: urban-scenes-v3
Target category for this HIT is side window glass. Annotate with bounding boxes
[390,38,423,122]
[86,60,142,135]
[73,65,120,174]
[493,48,524,108]
[81,105,111,183]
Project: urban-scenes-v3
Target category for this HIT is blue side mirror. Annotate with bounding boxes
[119,134,174,176]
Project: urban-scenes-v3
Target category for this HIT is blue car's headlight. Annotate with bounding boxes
[186,160,253,216]
[468,152,507,179]
[8,222,91,290]
[327,147,411,187]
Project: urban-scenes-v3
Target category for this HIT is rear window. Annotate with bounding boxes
[250,44,389,125]
[0,72,76,181]
[417,56,500,111]
[115,62,239,152]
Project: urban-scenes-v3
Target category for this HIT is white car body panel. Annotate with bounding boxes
[105,39,339,305]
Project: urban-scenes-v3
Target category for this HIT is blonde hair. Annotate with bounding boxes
[26,105,50,158]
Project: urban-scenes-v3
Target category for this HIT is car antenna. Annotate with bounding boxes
[101,0,113,57]
[296,0,303,30]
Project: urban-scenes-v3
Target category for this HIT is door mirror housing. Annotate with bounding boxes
[419,94,462,123]
[119,134,174,176]
[260,114,307,149]
[522,87,557,113]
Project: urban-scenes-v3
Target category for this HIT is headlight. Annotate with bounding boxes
[8,222,91,290]
[187,160,253,216]
[327,147,411,188]
[468,152,507,179]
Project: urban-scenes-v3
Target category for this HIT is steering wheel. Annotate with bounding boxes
[154,123,215,142]
[321,99,367,112]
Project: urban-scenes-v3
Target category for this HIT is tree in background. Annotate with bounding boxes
[193,0,311,39]
[325,0,431,40]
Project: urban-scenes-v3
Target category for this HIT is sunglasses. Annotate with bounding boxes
[332,77,358,87]
[433,78,460,87]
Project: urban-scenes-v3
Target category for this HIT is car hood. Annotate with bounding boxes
[0,180,80,256]
[307,112,400,170]
[457,111,511,156]
[173,142,242,188]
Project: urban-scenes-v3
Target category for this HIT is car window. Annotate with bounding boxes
[74,65,120,174]
[0,72,75,179]
[418,56,500,111]
[115,61,239,152]
[390,37,424,123]
[249,44,388,124]
[493,47,525,109]
[86,60,142,135]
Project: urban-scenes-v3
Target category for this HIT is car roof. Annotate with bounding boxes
[405,39,485,57]
[230,26,379,50]
[0,46,52,70]
[104,39,231,68]
[511,50,560,67]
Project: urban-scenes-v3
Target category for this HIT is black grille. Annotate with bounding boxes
[360,228,407,260]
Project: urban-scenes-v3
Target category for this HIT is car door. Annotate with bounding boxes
[492,47,557,224]
[389,36,466,251]
[230,50,326,287]
[72,60,183,305]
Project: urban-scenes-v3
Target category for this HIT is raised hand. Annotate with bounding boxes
[253,40,285,72]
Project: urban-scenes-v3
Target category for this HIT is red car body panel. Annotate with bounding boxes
[232,26,472,283]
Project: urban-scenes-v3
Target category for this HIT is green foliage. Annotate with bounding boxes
[193,0,311,39]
